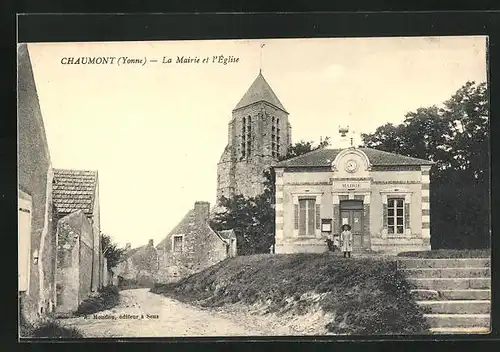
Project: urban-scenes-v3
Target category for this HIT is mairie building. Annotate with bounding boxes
[273,142,434,254]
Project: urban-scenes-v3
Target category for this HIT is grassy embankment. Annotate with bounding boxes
[21,285,121,338]
[20,315,83,338]
[151,253,430,335]
[75,285,121,316]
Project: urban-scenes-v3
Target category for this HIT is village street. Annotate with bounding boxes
[58,288,301,337]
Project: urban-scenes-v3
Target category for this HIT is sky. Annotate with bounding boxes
[27,36,487,248]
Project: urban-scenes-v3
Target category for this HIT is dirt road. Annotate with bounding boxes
[59,288,295,337]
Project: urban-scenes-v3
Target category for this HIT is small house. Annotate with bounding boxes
[156,201,237,282]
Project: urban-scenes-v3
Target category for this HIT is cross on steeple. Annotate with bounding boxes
[260,43,266,73]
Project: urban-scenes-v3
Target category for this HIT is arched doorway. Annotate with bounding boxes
[340,200,364,251]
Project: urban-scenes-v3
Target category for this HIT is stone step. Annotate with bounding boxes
[397,258,490,269]
[430,327,491,334]
[401,267,490,279]
[408,278,490,290]
[423,314,490,328]
[416,300,491,314]
[411,289,491,301]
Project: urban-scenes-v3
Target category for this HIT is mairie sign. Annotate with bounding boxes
[332,181,371,191]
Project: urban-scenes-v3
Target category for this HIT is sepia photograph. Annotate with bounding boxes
[18,36,490,339]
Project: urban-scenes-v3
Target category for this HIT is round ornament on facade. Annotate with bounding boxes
[345,159,359,173]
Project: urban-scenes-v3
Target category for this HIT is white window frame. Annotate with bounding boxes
[18,191,32,294]
[387,197,405,235]
[171,234,184,253]
[380,188,412,238]
[292,192,322,238]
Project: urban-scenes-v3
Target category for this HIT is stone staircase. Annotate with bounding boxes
[397,257,491,334]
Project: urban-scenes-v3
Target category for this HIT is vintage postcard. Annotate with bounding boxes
[18,36,490,339]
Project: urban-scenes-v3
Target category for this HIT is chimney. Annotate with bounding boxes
[194,201,210,225]
[125,243,131,250]
[338,125,352,149]
[148,239,154,247]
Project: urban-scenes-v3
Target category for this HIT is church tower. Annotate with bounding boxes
[217,71,292,200]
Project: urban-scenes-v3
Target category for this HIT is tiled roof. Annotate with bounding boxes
[123,246,144,260]
[233,72,288,113]
[275,147,435,168]
[52,169,98,215]
[156,208,229,250]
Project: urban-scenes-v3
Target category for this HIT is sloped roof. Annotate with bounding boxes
[218,144,231,164]
[123,246,145,260]
[233,71,288,113]
[118,243,159,270]
[156,208,229,250]
[218,229,236,240]
[156,209,195,249]
[52,169,98,215]
[275,147,435,168]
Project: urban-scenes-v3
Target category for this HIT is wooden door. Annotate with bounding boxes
[351,210,363,250]
[340,209,363,251]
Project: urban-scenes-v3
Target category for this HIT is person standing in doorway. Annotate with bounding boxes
[340,224,353,258]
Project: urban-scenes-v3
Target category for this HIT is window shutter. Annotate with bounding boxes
[316,204,321,229]
[307,200,315,235]
[383,203,388,229]
[333,205,340,233]
[294,204,299,230]
[405,203,410,229]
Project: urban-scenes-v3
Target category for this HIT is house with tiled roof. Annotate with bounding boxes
[155,201,237,283]
[52,169,99,217]
[273,132,435,254]
[112,239,160,288]
[52,168,105,312]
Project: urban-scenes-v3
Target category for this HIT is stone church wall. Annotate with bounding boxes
[217,99,291,199]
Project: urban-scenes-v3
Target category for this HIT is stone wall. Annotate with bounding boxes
[91,179,102,291]
[18,43,57,323]
[160,229,228,283]
[113,258,139,283]
[55,211,93,313]
[233,156,273,198]
[131,241,159,287]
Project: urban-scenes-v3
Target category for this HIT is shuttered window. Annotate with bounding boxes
[316,204,321,229]
[294,205,299,229]
[298,199,316,236]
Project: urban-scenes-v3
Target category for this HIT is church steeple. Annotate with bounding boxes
[233,72,288,113]
[217,71,292,200]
